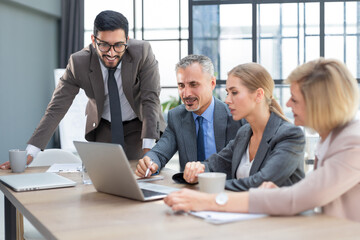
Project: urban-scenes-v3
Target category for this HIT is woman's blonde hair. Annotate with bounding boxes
[228,62,287,121]
[285,58,359,134]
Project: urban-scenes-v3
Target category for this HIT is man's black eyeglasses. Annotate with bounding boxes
[94,37,128,53]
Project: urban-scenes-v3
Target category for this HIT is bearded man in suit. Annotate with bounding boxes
[1,10,165,170]
[135,54,243,177]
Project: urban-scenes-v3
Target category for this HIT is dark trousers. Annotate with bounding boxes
[94,118,143,160]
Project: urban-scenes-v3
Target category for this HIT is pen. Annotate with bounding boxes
[145,161,153,177]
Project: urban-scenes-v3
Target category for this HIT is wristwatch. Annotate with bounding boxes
[215,192,228,206]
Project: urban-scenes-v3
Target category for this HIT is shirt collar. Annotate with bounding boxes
[192,97,215,122]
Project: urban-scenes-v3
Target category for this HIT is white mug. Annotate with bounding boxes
[9,149,27,173]
[198,172,226,194]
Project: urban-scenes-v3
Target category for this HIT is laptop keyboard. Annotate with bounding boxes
[141,188,167,198]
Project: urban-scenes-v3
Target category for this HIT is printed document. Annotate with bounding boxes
[190,211,267,224]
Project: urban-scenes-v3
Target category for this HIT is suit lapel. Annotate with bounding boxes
[181,110,197,162]
[213,99,227,152]
[120,52,134,109]
[89,45,105,121]
[232,126,252,177]
[249,113,281,175]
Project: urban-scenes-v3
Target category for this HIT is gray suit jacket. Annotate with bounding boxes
[28,40,166,149]
[146,98,243,171]
[205,112,305,191]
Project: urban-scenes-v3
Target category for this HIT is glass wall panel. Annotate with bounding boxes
[325,36,344,61]
[346,2,358,34]
[193,4,252,80]
[181,40,188,59]
[259,4,280,38]
[282,38,298,79]
[259,38,279,79]
[193,5,219,74]
[220,39,252,80]
[305,3,319,35]
[181,0,189,39]
[149,41,180,87]
[325,2,344,35]
[282,4,298,37]
[220,4,252,39]
[144,0,179,39]
[346,36,357,77]
[325,1,360,78]
[305,36,320,62]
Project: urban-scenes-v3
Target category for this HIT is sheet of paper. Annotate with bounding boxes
[46,163,82,173]
[136,175,164,182]
[138,182,179,194]
[190,211,267,224]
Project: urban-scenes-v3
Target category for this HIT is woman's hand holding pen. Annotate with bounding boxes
[135,156,159,177]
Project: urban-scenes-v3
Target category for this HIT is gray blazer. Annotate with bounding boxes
[205,112,305,191]
[28,40,166,149]
[146,98,243,171]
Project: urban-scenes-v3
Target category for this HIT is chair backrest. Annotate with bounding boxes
[29,149,81,167]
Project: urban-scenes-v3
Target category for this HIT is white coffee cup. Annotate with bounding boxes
[9,149,27,173]
[198,172,226,194]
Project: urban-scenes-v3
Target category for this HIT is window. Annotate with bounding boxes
[190,0,360,120]
[84,0,360,118]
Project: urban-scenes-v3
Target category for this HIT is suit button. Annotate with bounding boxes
[93,123,96,127]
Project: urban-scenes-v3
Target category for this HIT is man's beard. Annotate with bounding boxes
[182,96,200,112]
[98,52,121,69]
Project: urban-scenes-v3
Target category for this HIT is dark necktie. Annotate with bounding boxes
[108,68,125,146]
[197,116,205,162]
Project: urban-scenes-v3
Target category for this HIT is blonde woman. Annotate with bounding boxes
[183,63,305,191]
[164,58,360,222]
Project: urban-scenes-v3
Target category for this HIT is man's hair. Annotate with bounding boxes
[93,10,129,38]
[285,58,359,134]
[175,54,214,77]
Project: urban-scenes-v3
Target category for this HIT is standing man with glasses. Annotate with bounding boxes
[0,10,165,169]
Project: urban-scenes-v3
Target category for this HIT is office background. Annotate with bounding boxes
[1,0,360,164]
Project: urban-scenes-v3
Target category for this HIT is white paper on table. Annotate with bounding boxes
[46,163,82,173]
[189,211,267,224]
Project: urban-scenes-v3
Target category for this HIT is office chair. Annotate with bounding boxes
[19,149,81,240]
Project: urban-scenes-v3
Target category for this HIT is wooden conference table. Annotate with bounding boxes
[1,165,360,240]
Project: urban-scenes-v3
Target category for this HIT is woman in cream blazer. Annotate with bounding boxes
[164,58,360,222]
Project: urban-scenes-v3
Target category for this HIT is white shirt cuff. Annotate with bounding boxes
[26,144,41,158]
[142,138,156,149]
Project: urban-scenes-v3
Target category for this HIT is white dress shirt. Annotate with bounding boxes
[236,143,254,179]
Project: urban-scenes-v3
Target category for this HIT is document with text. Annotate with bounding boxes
[190,211,267,224]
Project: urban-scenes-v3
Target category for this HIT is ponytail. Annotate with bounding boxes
[269,96,288,121]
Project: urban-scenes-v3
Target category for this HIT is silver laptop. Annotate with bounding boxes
[73,141,178,201]
[0,172,76,192]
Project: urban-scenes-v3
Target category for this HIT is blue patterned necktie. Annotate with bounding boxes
[197,116,205,162]
[108,68,125,146]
